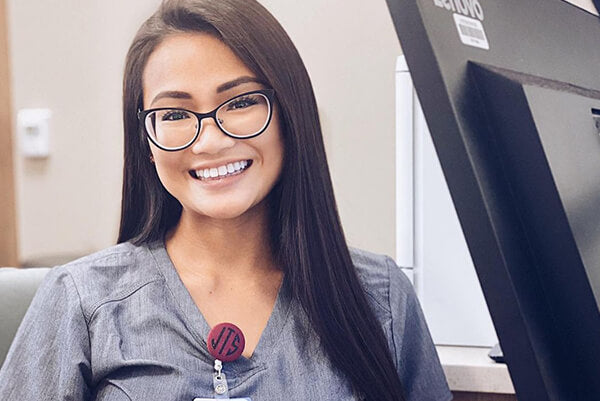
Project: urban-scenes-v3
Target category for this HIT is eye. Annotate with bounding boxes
[226,95,260,111]
[161,110,190,121]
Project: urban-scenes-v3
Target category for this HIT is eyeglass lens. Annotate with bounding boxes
[144,92,271,150]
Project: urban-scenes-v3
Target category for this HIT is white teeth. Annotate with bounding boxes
[194,160,250,180]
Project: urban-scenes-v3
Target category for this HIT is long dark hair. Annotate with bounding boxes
[118,1,405,399]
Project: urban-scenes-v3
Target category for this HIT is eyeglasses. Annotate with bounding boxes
[138,88,275,151]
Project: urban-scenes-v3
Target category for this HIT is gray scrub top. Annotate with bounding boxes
[0,240,452,401]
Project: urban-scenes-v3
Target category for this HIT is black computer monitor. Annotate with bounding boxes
[385,1,600,400]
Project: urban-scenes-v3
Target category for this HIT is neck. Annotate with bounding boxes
[165,201,277,281]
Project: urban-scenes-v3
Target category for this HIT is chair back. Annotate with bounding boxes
[0,267,50,367]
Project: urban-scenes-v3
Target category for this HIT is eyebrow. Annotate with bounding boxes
[150,76,266,106]
[215,76,265,93]
[150,91,193,106]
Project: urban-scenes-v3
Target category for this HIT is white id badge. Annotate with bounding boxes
[193,398,252,401]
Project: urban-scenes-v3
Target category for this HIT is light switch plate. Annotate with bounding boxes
[18,108,52,158]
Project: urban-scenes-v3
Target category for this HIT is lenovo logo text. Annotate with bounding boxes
[433,0,484,21]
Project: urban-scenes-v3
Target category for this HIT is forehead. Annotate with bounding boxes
[142,33,256,104]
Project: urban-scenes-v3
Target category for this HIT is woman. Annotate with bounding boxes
[0,0,451,400]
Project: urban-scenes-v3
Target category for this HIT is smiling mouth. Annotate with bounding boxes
[189,160,253,181]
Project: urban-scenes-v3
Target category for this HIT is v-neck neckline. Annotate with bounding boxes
[147,238,292,374]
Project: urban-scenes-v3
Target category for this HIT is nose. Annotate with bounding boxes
[191,116,236,154]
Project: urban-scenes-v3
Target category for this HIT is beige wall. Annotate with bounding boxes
[259,0,402,255]
[0,0,18,267]
[8,1,162,263]
[7,0,597,264]
[7,0,401,264]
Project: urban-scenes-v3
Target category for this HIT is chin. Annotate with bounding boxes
[205,209,249,220]
[188,202,256,221]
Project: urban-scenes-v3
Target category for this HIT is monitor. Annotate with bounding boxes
[385,1,600,400]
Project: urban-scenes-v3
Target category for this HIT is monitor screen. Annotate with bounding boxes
[385,1,600,399]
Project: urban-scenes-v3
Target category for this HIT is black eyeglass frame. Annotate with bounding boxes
[137,88,276,152]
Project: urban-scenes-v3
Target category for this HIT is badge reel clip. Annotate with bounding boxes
[213,359,228,398]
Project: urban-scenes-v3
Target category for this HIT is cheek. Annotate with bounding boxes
[273,140,284,176]
[259,130,284,178]
[265,113,285,172]
[152,153,185,190]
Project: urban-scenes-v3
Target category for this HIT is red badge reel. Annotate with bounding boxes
[207,322,246,362]
[205,323,247,399]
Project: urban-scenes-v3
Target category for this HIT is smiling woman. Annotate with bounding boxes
[0,1,450,400]
[140,32,284,224]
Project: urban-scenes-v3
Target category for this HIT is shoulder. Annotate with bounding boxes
[46,241,164,322]
[348,247,414,320]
